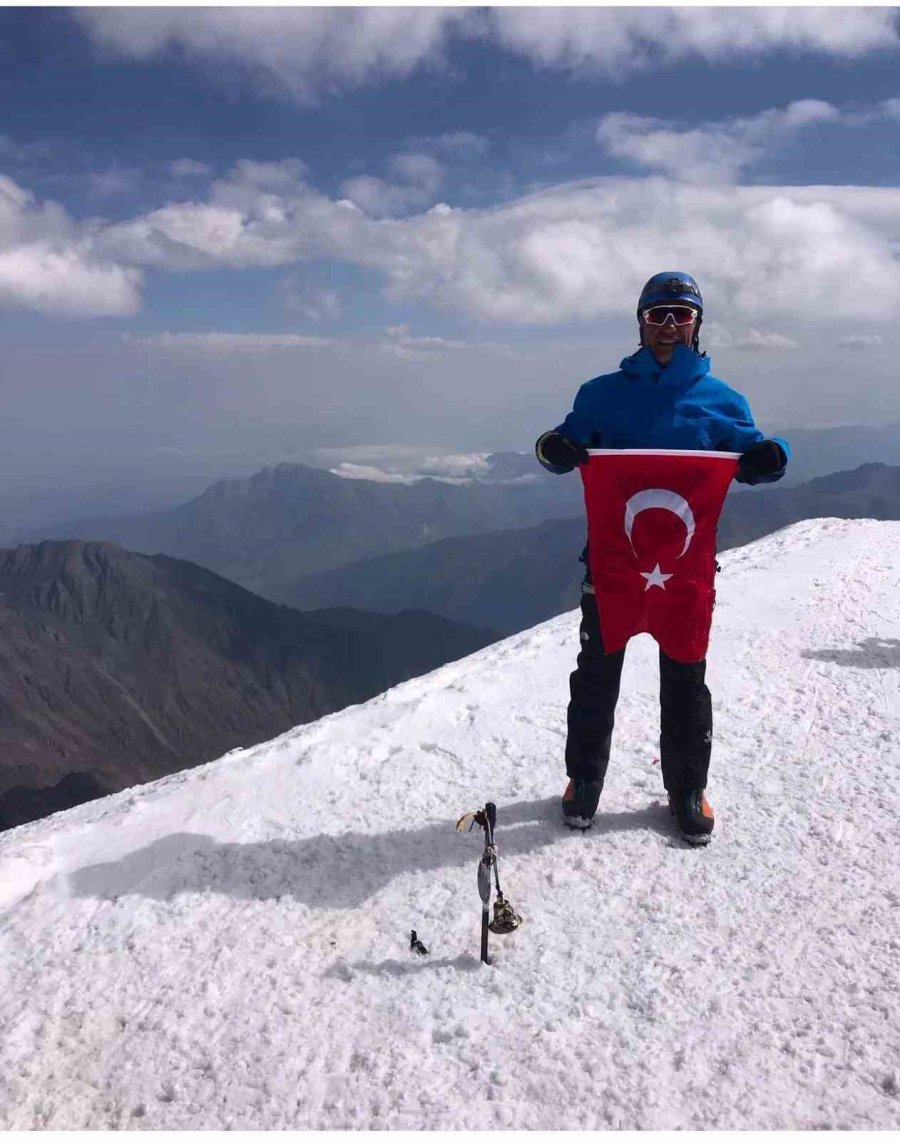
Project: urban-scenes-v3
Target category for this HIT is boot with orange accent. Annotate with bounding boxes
[668,789,715,845]
[562,777,603,830]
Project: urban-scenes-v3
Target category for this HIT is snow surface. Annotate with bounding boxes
[1,518,899,1130]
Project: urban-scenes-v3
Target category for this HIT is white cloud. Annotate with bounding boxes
[0,175,142,316]
[705,324,802,351]
[278,279,342,322]
[311,443,457,471]
[329,463,419,484]
[387,152,445,194]
[380,324,467,359]
[85,165,142,201]
[73,9,900,105]
[338,174,434,219]
[418,453,492,479]
[350,180,900,325]
[226,158,310,192]
[0,134,57,165]
[126,325,482,367]
[101,202,250,269]
[126,332,333,353]
[169,158,213,179]
[490,8,899,76]
[418,132,489,158]
[75,8,469,105]
[596,101,841,183]
[0,245,141,317]
[329,451,493,484]
[97,159,330,268]
[339,152,446,219]
[835,333,884,349]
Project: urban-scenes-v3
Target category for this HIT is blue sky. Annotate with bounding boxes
[2,6,900,523]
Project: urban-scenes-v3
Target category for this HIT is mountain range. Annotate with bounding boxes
[0,540,494,830]
[21,455,900,630]
[15,421,900,562]
[284,462,900,632]
[18,459,583,601]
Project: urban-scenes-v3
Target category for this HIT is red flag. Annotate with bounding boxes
[579,450,739,663]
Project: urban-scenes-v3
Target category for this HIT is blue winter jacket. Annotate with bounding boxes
[551,344,790,483]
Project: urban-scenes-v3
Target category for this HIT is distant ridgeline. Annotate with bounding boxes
[286,464,900,634]
[20,454,900,635]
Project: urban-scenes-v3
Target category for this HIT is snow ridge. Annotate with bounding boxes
[1,518,898,1129]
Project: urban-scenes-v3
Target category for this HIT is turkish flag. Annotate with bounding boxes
[579,450,739,663]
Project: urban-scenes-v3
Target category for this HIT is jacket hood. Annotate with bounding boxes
[619,343,711,386]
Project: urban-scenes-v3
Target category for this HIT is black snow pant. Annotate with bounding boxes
[564,586,713,793]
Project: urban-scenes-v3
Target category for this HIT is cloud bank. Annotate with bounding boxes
[74,8,900,104]
[75,8,469,105]
[99,162,899,324]
[126,332,333,353]
[5,139,900,324]
[490,7,899,76]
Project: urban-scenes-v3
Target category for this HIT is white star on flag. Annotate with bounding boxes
[640,563,674,591]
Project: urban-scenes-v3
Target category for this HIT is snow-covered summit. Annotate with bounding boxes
[2,518,899,1129]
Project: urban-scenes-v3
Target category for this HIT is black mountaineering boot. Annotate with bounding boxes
[562,778,603,830]
[668,789,715,845]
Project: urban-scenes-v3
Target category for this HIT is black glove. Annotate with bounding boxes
[535,430,590,473]
[736,439,786,483]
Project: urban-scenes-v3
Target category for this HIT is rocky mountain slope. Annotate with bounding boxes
[0,540,495,829]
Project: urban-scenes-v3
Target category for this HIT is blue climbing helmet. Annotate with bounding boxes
[637,271,703,315]
[637,271,703,350]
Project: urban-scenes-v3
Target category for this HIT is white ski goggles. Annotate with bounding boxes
[641,304,700,327]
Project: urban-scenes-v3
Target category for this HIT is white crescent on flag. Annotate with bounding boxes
[623,489,696,558]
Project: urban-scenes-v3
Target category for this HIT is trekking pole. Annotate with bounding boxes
[477,803,495,962]
[457,801,522,964]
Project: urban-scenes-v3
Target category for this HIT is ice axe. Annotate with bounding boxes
[456,801,522,964]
